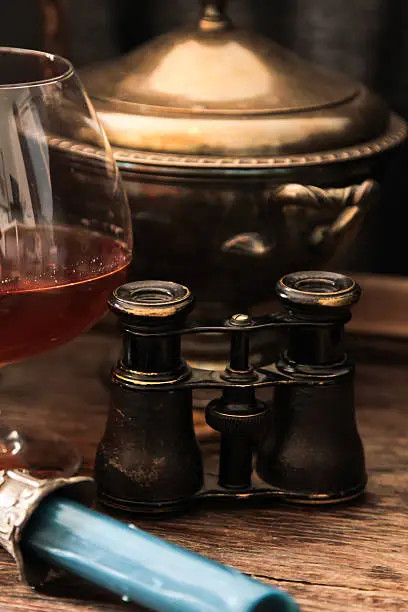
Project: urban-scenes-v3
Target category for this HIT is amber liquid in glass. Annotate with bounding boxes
[0,224,131,365]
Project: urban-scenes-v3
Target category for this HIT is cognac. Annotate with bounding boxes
[0,224,131,365]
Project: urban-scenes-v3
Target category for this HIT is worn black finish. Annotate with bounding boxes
[94,386,203,512]
[94,270,366,515]
[94,280,203,512]
[257,271,365,496]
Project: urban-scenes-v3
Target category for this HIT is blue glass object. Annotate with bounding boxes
[23,498,298,612]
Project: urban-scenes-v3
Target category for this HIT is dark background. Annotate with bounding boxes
[2,0,408,275]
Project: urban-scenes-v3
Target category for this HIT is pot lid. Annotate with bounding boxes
[81,1,406,166]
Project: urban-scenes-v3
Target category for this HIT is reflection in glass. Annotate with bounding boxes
[0,48,132,474]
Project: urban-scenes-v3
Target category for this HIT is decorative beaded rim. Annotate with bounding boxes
[48,113,407,171]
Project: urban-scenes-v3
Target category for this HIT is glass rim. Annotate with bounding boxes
[0,47,74,89]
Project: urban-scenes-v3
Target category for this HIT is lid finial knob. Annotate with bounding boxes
[199,0,231,32]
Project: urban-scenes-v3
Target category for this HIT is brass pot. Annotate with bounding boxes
[77,1,406,361]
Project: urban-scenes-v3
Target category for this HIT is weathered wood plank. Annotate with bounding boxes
[0,330,406,610]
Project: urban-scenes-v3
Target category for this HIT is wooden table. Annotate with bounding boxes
[0,329,407,612]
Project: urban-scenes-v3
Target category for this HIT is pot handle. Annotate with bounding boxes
[276,179,379,252]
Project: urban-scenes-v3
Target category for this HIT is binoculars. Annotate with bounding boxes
[94,270,366,514]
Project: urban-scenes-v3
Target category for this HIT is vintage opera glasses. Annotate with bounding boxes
[94,271,366,514]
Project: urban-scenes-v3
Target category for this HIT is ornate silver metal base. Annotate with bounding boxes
[0,471,94,586]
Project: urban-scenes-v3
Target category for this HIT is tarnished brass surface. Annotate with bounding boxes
[76,0,407,361]
[82,1,402,160]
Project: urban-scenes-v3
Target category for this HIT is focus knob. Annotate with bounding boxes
[206,398,269,436]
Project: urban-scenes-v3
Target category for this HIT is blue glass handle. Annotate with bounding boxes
[23,498,298,612]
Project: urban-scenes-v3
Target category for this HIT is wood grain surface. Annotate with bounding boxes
[0,329,407,611]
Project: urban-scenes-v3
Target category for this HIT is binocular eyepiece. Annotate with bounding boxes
[94,271,366,514]
[109,280,194,322]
